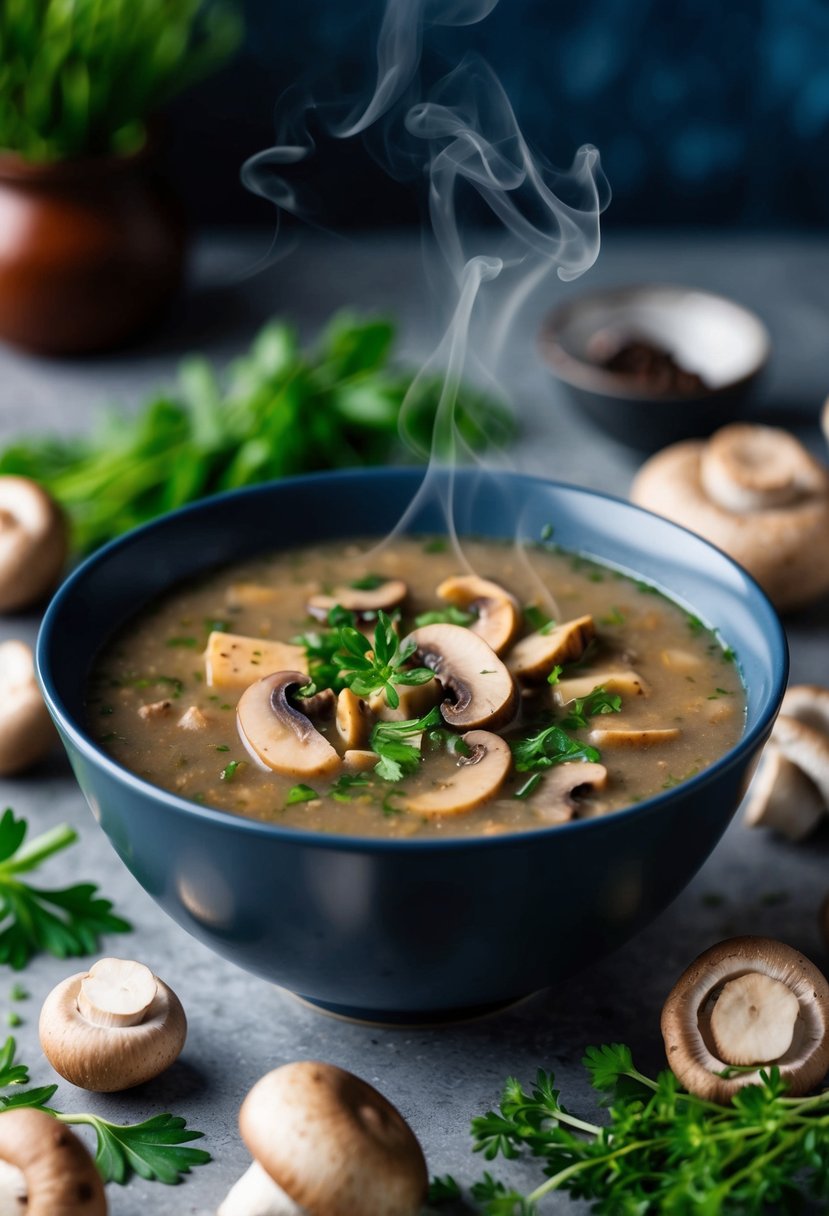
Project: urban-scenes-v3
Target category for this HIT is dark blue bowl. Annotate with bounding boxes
[36,469,787,1021]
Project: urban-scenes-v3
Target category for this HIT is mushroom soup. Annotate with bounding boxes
[88,536,745,838]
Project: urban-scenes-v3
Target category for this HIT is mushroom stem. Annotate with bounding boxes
[77,959,158,1029]
[0,1160,26,1215]
[218,1161,306,1216]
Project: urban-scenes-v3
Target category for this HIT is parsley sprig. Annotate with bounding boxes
[369,707,443,781]
[0,810,131,969]
[434,1043,829,1214]
[334,611,433,709]
[511,685,622,773]
[559,686,622,730]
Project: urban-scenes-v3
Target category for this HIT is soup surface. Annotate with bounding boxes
[89,536,745,838]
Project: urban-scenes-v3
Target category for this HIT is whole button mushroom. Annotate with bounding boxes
[661,937,829,1104]
[39,958,187,1092]
[0,640,56,775]
[631,423,829,611]
[0,477,67,612]
[0,1107,107,1214]
[217,1061,428,1216]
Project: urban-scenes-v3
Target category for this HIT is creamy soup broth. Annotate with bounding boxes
[88,536,745,838]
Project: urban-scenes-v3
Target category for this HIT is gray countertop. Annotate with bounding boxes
[0,230,827,1214]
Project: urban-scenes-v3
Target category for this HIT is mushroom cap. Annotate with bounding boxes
[742,740,825,841]
[661,936,829,1103]
[237,671,341,777]
[0,640,55,775]
[771,714,829,804]
[0,1108,106,1215]
[436,575,520,654]
[403,730,511,816]
[0,477,67,613]
[631,426,829,611]
[39,958,187,1092]
[405,624,517,730]
[239,1061,428,1216]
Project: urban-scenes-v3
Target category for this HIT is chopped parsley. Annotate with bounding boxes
[286,784,318,805]
[414,605,476,628]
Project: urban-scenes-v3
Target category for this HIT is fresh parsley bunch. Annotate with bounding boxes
[334,612,433,709]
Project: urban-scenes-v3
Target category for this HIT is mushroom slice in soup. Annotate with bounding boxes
[588,726,680,747]
[526,762,608,824]
[553,669,649,704]
[205,632,307,691]
[436,575,520,654]
[306,579,407,621]
[237,671,341,778]
[403,731,511,816]
[405,624,517,730]
[507,615,595,684]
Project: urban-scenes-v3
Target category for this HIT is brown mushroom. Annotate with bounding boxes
[306,579,407,622]
[660,936,829,1103]
[217,1061,428,1216]
[39,957,187,1092]
[237,671,341,778]
[0,477,67,613]
[631,424,829,611]
[0,1108,107,1215]
[436,575,520,654]
[205,632,307,691]
[404,624,517,730]
[526,762,608,823]
[743,741,825,840]
[0,640,55,775]
[403,731,511,816]
[507,616,596,684]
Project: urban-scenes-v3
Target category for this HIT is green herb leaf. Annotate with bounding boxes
[220,761,242,782]
[370,707,443,782]
[60,1112,210,1186]
[414,605,476,628]
[286,784,318,805]
[511,724,600,773]
[559,686,623,730]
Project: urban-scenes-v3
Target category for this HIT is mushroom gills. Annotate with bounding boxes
[507,615,596,683]
[709,973,800,1066]
[527,762,608,823]
[237,671,341,778]
[403,731,511,816]
[436,575,520,654]
[205,632,307,691]
[218,1160,306,1216]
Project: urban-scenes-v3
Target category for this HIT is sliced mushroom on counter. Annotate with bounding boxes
[527,762,608,823]
[336,689,373,749]
[205,632,308,691]
[0,477,67,613]
[0,640,55,775]
[306,579,408,622]
[368,677,441,723]
[405,624,517,730]
[771,714,829,804]
[0,1108,107,1215]
[631,423,829,611]
[660,936,829,1103]
[507,615,596,684]
[742,742,825,840]
[553,669,649,704]
[217,1061,428,1216]
[588,727,680,748]
[403,731,511,816]
[39,957,187,1092]
[435,575,520,654]
[237,671,341,778]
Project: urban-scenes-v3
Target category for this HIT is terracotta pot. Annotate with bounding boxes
[0,142,185,355]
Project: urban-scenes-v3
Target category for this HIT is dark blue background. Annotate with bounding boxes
[168,0,829,229]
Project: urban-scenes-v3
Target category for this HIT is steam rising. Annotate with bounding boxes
[244,0,609,589]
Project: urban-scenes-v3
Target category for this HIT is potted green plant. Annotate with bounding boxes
[0,0,241,355]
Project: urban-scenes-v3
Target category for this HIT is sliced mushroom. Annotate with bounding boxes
[237,671,341,778]
[205,632,307,691]
[368,678,442,723]
[588,726,680,748]
[344,749,378,773]
[403,731,511,816]
[336,689,373,749]
[771,714,829,804]
[306,579,407,622]
[295,687,336,719]
[526,762,608,824]
[405,624,517,730]
[39,957,187,1092]
[553,669,649,704]
[436,575,520,654]
[218,1061,427,1216]
[0,640,55,775]
[507,615,596,684]
[631,423,829,611]
[661,936,829,1103]
[0,477,67,613]
[137,699,172,720]
[780,684,829,735]
[0,1108,107,1215]
[743,741,825,840]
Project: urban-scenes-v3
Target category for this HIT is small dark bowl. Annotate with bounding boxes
[539,285,771,452]
[36,469,786,1022]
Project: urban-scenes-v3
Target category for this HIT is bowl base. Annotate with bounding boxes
[289,989,535,1028]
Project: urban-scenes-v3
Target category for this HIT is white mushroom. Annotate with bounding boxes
[0,641,55,775]
[39,957,186,1092]
[0,478,67,613]
[237,671,341,778]
[205,632,307,691]
[405,624,517,730]
[631,423,829,611]
[588,726,680,748]
[403,731,511,816]
[661,936,829,1103]
[553,669,649,704]
[526,762,608,823]
[217,1061,427,1216]
[306,579,407,622]
[435,575,520,654]
[743,741,825,840]
[507,615,595,684]
[0,1108,107,1215]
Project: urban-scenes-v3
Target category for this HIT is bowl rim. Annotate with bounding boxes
[538,283,772,403]
[36,468,788,854]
